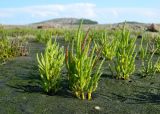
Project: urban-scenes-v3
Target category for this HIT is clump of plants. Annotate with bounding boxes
[65,22,104,100]
[37,39,65,93]
[139,37,159,77]
[0,38,11,63]
[0,36,29,64]
[11,38,29,56]
[36,30,52,43]
[110,25,137,80]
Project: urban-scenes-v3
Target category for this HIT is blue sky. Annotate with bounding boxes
[0,0,160,24]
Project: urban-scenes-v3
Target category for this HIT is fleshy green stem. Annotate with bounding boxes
[81,92,85,100]
[87,92,92,100]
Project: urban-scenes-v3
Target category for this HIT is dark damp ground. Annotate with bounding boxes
[0,38,160,114]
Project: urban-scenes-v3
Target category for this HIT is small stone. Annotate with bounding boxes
[147,23,159,32]
[94,106,101,111]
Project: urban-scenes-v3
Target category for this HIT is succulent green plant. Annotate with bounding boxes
[139,37,158,77]
[37,39,65,93]
[110,25,137,80]
[65,22,104,100]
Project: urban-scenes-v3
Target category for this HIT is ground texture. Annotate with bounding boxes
[0,39,160,114]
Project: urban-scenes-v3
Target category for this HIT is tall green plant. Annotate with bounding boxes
[65,22,104,100]
[139,37,158,77]
[110,25,137,79]
[37,39,65,93]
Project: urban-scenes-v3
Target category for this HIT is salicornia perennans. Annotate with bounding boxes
[111,24,137,79]
[65,22,104,100]
[37,39,65,93]
[139,36,159,77]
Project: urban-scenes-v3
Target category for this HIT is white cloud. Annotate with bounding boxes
[0,3,96,20]
[0,3,160,24]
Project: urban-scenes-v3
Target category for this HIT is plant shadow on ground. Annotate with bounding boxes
[7,67,75,99]
[101,73,115,79]
[106,85,160,105]
[98,71,160,105]
[127,84,160,104]
[128,91,160,104]
[7,82,74,98]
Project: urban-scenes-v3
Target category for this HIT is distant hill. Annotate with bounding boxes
[115,21,147,26]
[32,18,98,25]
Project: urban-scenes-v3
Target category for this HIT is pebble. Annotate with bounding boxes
[94,106,101,111]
